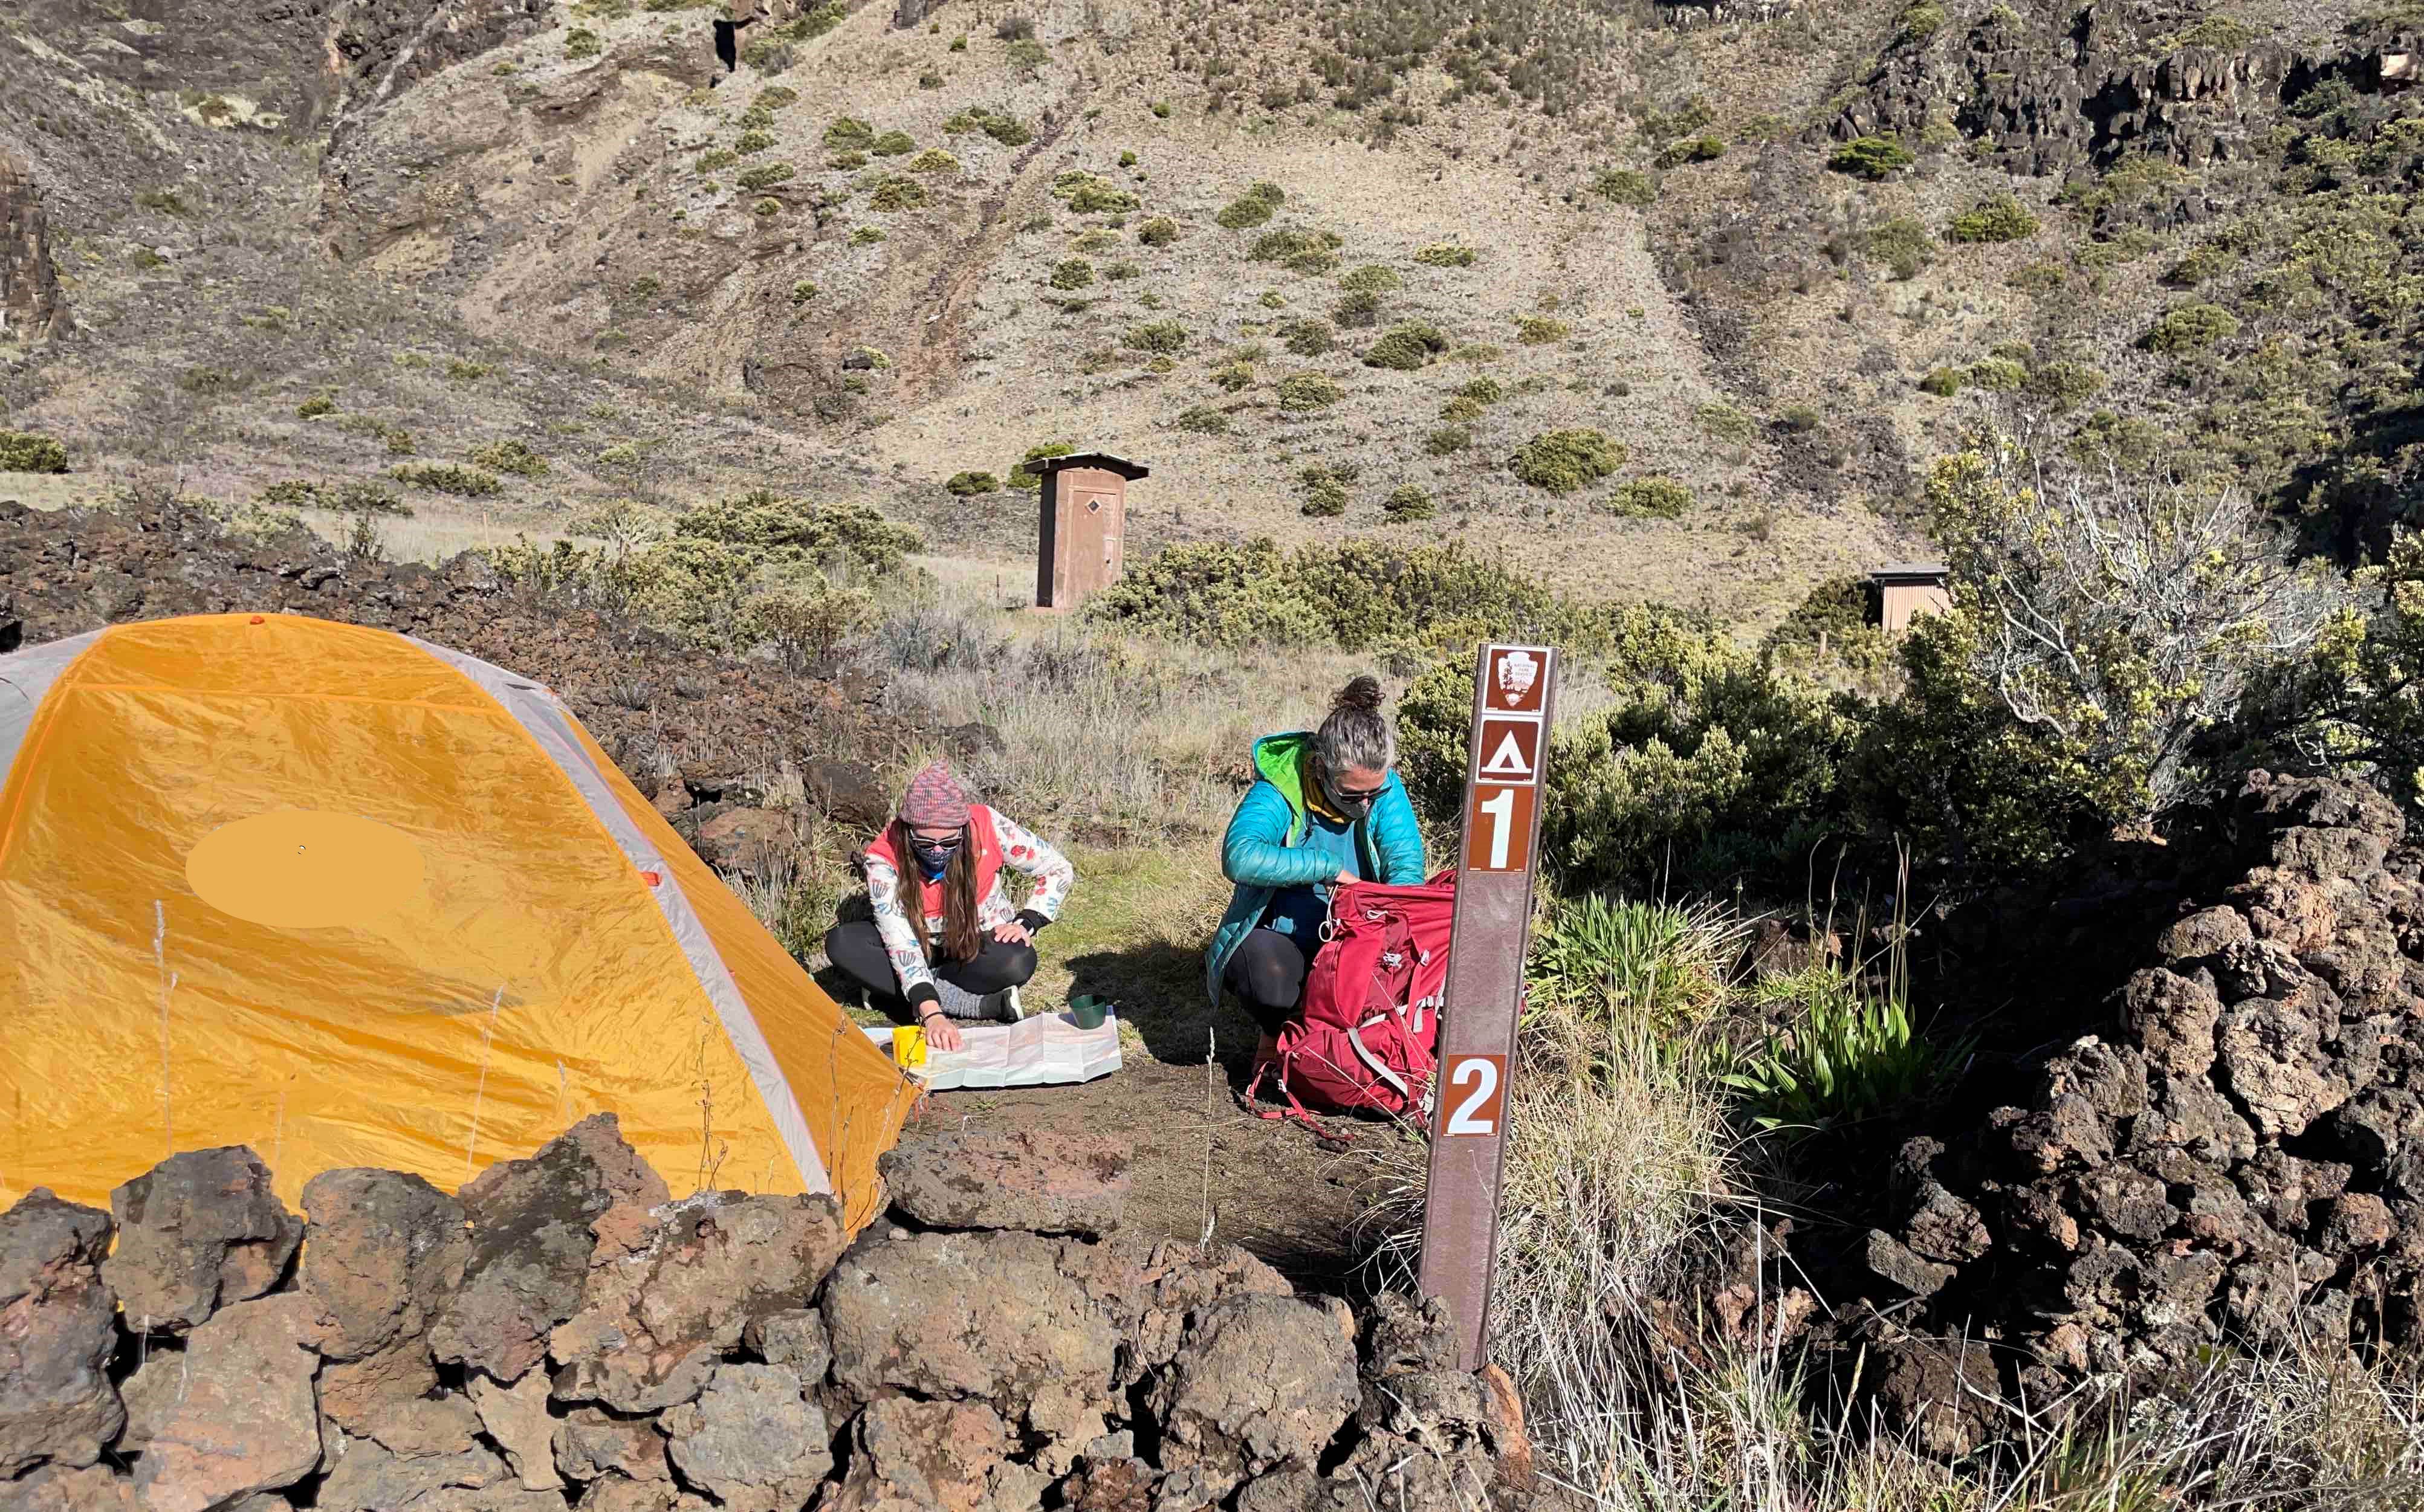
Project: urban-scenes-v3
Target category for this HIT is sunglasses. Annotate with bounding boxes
[1329,781,1387,806]
[910,830,964,849]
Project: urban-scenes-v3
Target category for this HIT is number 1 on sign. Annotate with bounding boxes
[1479,788,1514,870]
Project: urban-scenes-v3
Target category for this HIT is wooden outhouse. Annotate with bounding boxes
[1033,452,1150,610]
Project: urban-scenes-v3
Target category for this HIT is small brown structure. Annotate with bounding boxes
[1034,452,1149,610]
[1868,562,1951,633]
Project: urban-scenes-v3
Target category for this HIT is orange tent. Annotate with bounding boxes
[0,613,913,1226]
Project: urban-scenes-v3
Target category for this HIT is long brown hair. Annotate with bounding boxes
[884,818,984,963]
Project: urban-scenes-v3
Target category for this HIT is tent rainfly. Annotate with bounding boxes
[0,613,915,1225]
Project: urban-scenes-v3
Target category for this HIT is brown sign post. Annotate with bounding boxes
[1419,643,1556,1372]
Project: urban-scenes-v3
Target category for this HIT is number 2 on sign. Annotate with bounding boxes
[1442,1054,1506,1136]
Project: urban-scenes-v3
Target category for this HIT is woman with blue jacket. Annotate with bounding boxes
[1206,674,1427,1056]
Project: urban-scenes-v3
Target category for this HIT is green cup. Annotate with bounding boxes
[1069,995,1108,1030]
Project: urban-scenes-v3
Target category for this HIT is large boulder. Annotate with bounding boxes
[660,1363,834,1512]
[1150,1294,1360,1495]
[879,1129,1130,1237]
[1873,1335,2003,1457]
[297,1168,470,1438]
[430,1114,670,1384]
[0,1463,136,1511]
[549,1191,850,1412]
[822,1229,1120,1412]
[0,147,68,343]
[105,1146,300,1333]
[1063,1237,1295,1383]
[0,1191,121,1477]
[316,1436,557,1512]
[125,1293,322,1512]
[553,1407,671,1484]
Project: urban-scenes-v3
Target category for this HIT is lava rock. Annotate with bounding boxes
[430,1113,670,1384]
[126,1294,322,1512]
[660,1363,834,1511]
[0,1191,122,1477]
[299,1168,470,1438]
[1151,1294,1359,1494]
[880,1129,1131,1236]
[823,1229,1120,1409]
[105,1146,300,1333]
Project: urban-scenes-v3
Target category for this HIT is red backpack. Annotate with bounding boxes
[1246,870,1457,1140]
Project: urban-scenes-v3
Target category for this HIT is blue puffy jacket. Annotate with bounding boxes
[1204,731,1427,1005]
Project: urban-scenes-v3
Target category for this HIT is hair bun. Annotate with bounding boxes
[1333,674,1384,714]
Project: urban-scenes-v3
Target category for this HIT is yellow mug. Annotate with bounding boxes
[890,1024,927,1068]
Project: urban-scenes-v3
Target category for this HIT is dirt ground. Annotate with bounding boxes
[904,1038,1422,1292]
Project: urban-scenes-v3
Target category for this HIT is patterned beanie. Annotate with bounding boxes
[899,761,973,829]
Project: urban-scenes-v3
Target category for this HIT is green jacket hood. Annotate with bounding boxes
[1249,731,1315,822]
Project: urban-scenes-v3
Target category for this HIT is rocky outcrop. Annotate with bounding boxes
[1873,774,2424,1412]
[878,1128,1132,1236]
[2,1127,1526,1508]
[1831,13,2424,186]
[0,149,65,343]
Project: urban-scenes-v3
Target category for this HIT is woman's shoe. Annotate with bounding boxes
[985,984,1026,1023]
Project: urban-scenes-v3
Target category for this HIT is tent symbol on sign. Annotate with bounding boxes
[1477,718,1540,783]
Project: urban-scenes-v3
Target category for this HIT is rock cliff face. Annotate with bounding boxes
[1833,11,2424,183]
[1870,774,2424,1423]
[0,148,65,344]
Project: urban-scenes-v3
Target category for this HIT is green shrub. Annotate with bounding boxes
[2173,15,2259,47]
[1654,135,1726,169]
[1,430,73,472]
[1068,179,1138,214]
[1945,193,2039,243]
[2026,359,2108,410]
[1827,136,1914,179]
[1363,321,1447,370]
[1515,315,1570,345]
[1398,607,1861,890]
[825,150,867,170]
[695,147,739,175]
[1005,37,1048,71]
[1512,430,1624,494]
[1299,466,1350,517]
[823,116,875,149]
[1123,318,1188,354]
[1007,442,1075,490]
[736,163,796,191]
[1382,484,1435,522]
[851,225,886,245]
[257,479,413,516]
[1275,372,1344,412]
[1894,0,1945,45]
[1454,376,1504,405]
[1592,169,1657,206]
[735,130,776,155]
[1215,195,1275,229]
[1176,405,1231,435]
[1968,357,2027,391]
[1441,396,1485,421]
[1150,99,1171,118]
[1118,149,1138,167]
[565,27,602,57]
[908,148,959,173]
[2009,261,2068,294]
[754,85,799,109]
[1049,258,1096,289]
[869,175,927,210]
[1071,227,1120,253]
[1104,260,1141,281]
[1696,402,1754,441]
[1211,360,1254,392]
[2163,244,2236,288]
[1284,320,1335,356]
[950,33,967,50]
[2139,302,2240,352]
[872,131,915,157]
[1138,216,1179,247]
[945,470,1000,495]
[1425,426,1471,455]
[296,395,337,419]
[1334,289,1383,329]
[1919,367,1963,397]
[1338,264,1401,292]
[1864,216,1932,277]
[674,491,921,575]
[469,440,549,477]
[753,196,782,216]
[389,463,502,498]
[1609,476,1693,518]
[791,280,819,305]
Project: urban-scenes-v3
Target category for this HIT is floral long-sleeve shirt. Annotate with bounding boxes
[860,806,1075,997]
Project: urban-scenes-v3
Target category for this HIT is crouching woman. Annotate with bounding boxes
[825,761,1075,1052]
[1205,675,1426,1060]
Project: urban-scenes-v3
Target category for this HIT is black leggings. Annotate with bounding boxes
[823,920,1038,1012]
[1224,927,1309,1036]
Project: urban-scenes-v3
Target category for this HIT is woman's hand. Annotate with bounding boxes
[993,920,1034,946]
[1335,870,1360,887]
[919,1011,962,1053]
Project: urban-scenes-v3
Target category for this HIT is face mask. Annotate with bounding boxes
[1320,764,1384,821]
[913,841,958,879]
